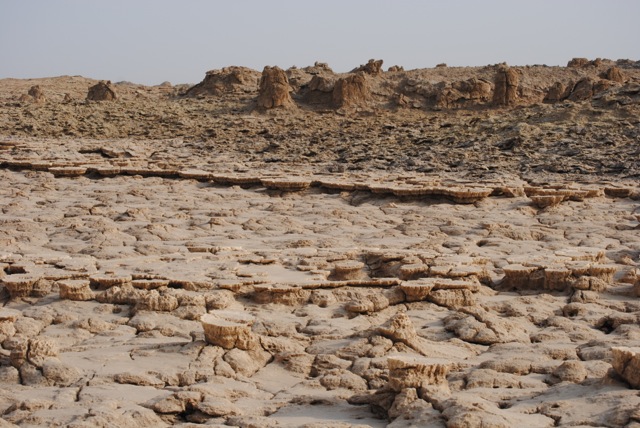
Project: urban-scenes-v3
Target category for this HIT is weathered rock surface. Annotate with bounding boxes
[332,72,370,108]
[256,66,294,109]
[493,65,519,106]
[0,60,639,426]
[185,66,260,97]
[87,80,117,101]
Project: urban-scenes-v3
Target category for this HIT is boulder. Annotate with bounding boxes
[568,77,595,101]
[256,66,294,109]
[86,81,117,101]
[493,65,519,106]
[552,360,587,383]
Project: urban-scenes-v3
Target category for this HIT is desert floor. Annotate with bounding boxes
[1,61,640,427]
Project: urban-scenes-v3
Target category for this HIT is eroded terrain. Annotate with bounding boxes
[0,59,640,427]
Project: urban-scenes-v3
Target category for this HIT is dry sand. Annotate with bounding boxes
[0,59,639,427]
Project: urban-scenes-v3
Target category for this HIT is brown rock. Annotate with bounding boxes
[223,347,272,377]
[332,73,370,108]
[544,82,569,103]
[568,77,595,101]
[601,66,625,83]
[27,85,46,103]
[86,81,117,101]
[567,57,589,68]
[299,75,336,106]
[256,66,294,109]
[352,59,384,76]
[427,288,475,309]
[493,65,519,106]
[185,66,260,97]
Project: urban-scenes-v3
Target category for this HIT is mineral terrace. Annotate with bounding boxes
[0,58,639,427]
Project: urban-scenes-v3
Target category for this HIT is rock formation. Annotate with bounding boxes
[185,66,260,97]
[493,65,519,106]
[256,66,294,109]
[611,347,640,388]
[332,72,370,108]
[25,85,46,103]
[86,81,117,101]
[601,66,625,83]
[568,57,590,68]
[352,59,384,76]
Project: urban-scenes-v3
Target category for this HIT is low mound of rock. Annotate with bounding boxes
[185,66,261,97]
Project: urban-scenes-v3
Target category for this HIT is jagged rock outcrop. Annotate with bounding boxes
[332,72,370,108]
[544,82,569,103]
[86,81,117,101]
[568,57,590,68]
[185,66,260,97]
[352,59,384,76]
[568,77,596,101]
[601,66,625,83]
[23,85,47,103]
[300,75,336,106]
[256,66,294,109]
[493,65,519,106]
[435,78,493,108]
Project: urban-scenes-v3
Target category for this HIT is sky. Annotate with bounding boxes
[1,0,639,85]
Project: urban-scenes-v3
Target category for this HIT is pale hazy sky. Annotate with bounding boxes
[1,0,638,85]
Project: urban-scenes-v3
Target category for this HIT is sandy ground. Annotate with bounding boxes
[0,61,640,427]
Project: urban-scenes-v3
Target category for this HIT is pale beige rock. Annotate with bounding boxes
[329,260,368,281]
[551,360,587,383]
[201,311,258,350]
[387,355,451,391]
[223,347,272,377]
[378,313,418,347]
[42,358,83,387]
[134,290,179,312]
[427,288,475,309]
[444,306,531,345]
[611,347,640,388]
[58,279,94,301]
[319,368,368,391]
